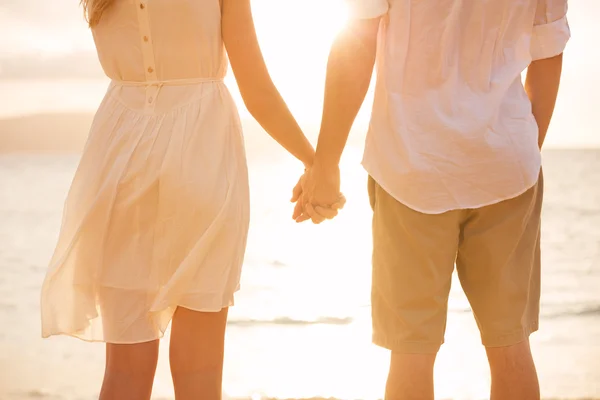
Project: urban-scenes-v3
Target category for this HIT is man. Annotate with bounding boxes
[293,0,570,399]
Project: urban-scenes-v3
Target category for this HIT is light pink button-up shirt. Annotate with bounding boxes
[347,0,570,214]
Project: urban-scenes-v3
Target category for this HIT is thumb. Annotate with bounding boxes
[290,177,303,202]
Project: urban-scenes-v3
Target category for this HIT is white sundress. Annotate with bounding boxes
[40,0,250,344]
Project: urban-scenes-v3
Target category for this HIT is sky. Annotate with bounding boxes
[0,0,598,147]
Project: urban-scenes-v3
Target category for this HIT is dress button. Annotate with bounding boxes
[147,66,154,73]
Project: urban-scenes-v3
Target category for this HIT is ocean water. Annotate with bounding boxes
[0,148,599,400]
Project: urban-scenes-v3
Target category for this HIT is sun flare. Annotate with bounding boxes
[250,0,348,53]
[227,0,350,121]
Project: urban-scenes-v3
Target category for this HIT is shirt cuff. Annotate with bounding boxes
[530,15,571,61]
[346,0,389,20]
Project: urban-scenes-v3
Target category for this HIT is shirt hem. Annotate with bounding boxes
[362,160,540,215]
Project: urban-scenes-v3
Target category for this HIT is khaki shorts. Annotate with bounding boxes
[368,173,543,354]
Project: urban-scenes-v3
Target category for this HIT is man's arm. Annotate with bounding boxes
[299,18,381,220]
[527,0,570,149]
[525,54,563,149]
[315,18,380,169]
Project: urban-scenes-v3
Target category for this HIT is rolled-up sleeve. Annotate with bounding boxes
[346,0,389,20]
[530,0,570,60]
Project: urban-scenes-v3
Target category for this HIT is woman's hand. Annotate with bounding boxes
[291,163,346,224]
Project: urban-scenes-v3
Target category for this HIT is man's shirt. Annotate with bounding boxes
[347,0,570,213]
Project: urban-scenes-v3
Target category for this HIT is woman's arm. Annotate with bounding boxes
[222,0,314,168]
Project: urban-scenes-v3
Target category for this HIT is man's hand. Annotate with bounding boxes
[291,161,346,224]
[289,17,379,225]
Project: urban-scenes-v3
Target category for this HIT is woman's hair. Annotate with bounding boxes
[81,0,112,27]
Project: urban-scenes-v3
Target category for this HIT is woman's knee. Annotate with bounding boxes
[106,340,160,375]
[169,307,228,371]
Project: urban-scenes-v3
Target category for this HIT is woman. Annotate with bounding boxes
[40,0,322,398]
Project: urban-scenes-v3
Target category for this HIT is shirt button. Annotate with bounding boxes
[147,66,154,73]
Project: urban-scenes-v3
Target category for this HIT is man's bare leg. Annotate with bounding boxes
[486,339,540,400]
[385,353,437,400]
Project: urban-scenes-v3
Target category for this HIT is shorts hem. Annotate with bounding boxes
[481,321,539,348]
[373,334,442,354]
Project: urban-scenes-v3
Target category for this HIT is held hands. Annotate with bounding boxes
[290,160,346,224]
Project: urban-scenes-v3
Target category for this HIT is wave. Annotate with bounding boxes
[227,317,353,327]
[450,304,600,319]
[226,304,600,328]
[543,305,600,319]
[450,305,600,319]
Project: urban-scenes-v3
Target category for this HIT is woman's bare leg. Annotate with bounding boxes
[169,307,229,400]
[99,340,160,400]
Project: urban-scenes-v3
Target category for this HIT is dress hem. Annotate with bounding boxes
[41,291,237,344]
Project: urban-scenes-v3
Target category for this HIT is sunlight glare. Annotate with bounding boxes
[228,0,350,122]
[317,0,349,38]
[251,0,348,50]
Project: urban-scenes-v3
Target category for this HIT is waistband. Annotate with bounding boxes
[113,77,224,87]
